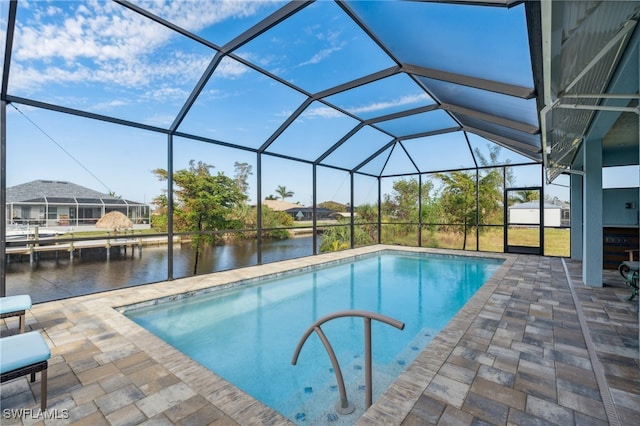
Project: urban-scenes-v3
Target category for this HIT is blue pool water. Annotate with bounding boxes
[124,252,502,424]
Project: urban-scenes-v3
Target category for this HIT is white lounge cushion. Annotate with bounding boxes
[0,331,50,374]
[0,295,32,315]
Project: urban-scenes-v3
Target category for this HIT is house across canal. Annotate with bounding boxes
[6,180,151,230]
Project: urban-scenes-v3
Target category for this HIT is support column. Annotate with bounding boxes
[1,101,6,296]
[570,171,583,260]
[582,139,603,287]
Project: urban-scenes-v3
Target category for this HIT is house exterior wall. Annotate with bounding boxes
[603,188,639,226]
[544,209,562,227]
[7,203,150,227]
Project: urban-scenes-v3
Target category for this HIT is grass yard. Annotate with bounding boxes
[382,225,570,257]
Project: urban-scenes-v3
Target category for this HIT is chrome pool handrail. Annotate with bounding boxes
[291,310,404,415]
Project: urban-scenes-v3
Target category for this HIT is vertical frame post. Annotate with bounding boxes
[350,172,355,249]
[418,173,423,247]
[166,134,174,280]
[256,153,263,264]
[377,177,382,244]
[313,164,317,254]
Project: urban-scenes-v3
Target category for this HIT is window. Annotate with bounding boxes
[603,165,640,189]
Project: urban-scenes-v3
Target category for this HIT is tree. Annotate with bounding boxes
[435,167,505,249]
[265,194,278,200]
[355,203,378,244]
[152,160,244,275]
[472,144,509,225]
[381,178,437,223]
[233,162,253,200]
[473,143,514,187]
[379,177,439,244]
[275,185,294,201]
[261,206,294,239]
[434,171,476,249]
[477,168,504,225]
[511,189,540,205]
[229,199,298,242]
[318,201,347,212]
[382,178,419,221]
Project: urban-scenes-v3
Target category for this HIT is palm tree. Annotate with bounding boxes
[275,185,294,201]
[511,189,540,205]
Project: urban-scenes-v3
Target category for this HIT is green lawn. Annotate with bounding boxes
[383,225,570,257]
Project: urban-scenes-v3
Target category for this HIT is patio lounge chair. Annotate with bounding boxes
[0,295,32,333]
[0,331,51,410]
[619,258,639,301]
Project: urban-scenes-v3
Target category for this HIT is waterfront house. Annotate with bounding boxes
[260,199,301,213]
[285,206,334,221]
[261,199,335,221]
[6,180,150,230]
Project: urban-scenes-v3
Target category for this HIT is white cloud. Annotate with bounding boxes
[11,1,271,96]
[275,101,345,121]
[10,62,95,92]
[91,99,128,111]
[297,45,344,67]
[136,0,267,34]
[142,86,190,103]
[348,93,433,115]
[238,17,346,72]
[301,105,342,119]
[296,26,345,67]
[215,56,249,79]
[144,113,179,128]
[46,5,63,17]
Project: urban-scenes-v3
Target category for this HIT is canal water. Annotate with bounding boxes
[5,236,320,303]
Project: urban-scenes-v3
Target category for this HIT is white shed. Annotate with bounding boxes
[508,200,569,227]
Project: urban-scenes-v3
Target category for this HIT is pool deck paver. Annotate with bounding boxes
[1,245,639,425]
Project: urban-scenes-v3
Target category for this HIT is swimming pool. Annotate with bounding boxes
[123,251,502,424]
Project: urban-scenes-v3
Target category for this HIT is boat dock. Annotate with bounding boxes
[6,237,144,263]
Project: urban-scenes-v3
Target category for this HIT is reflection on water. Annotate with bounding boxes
[6,236,321,303]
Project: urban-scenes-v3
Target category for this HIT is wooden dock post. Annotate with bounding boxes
[6,236,148,262]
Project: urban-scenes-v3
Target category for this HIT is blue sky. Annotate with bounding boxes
[2,0,572,206]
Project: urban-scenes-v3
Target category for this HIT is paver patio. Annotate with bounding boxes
[1,246,638,425]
